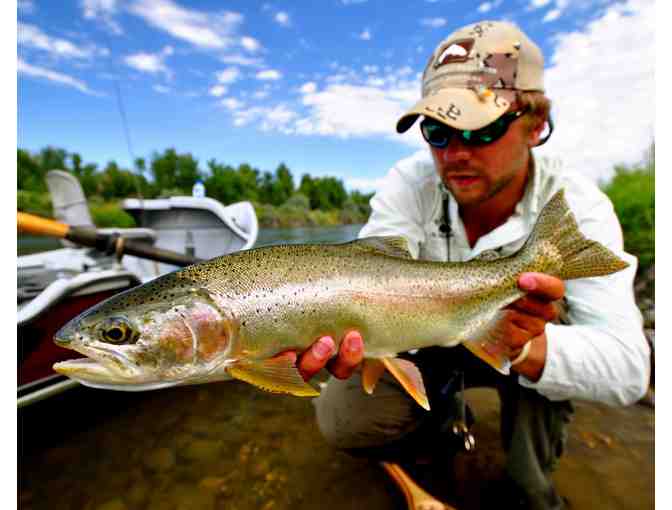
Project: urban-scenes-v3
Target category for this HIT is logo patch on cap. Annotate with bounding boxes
[435,39,474,68]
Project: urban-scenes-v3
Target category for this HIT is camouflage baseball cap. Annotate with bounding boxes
[397,20,545,133]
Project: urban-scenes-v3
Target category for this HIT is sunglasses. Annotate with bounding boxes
[420,109,528,148]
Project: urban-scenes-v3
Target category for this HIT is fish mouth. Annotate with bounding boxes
[53,342,144,386]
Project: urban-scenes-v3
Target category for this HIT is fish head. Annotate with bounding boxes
[53,272,239,390]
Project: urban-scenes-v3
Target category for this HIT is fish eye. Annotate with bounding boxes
[99,317,138,345]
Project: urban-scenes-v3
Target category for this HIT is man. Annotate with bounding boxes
[286,20,650,510]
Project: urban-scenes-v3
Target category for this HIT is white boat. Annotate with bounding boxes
[18,170,258,407]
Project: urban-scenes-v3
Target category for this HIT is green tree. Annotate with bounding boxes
[71,153,83,176]
[300,175,347,210]
[258,171,275,204]
[298,174,315,207]
[99,161,138,200]
[38,146,68,173]
[149,148,203,195]
[79,163,100,197]
[17,149,44,191]
[272,162,294,206]
[205,160,243,204]
[236,163,260,201]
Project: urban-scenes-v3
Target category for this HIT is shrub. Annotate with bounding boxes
[89,202,137,228]
[17,190,53,218]
[603,164,654,272]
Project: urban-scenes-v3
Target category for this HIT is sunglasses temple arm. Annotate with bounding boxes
[536,114,554,147]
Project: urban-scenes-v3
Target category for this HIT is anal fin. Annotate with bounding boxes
[362,358,386,394]
[382,358,430,411]
[462,310,511,375]
[462,339,510,374]
[228,357,319,397]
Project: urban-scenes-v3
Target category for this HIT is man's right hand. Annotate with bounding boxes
[297,330,364,381]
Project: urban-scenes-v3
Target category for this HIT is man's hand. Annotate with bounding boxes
[502,272,565,381]
[274,331,365,382]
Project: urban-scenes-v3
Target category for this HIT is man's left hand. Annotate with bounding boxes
[501,272,565,382]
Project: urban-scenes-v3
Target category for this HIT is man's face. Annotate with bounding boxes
[429,112,534,208]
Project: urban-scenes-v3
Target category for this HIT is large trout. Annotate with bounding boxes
[53,190,628,409]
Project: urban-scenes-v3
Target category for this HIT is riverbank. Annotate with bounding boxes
[17,190,370,229]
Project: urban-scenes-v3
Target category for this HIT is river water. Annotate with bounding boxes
[18,224,654,510]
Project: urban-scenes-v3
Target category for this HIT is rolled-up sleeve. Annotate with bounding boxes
[519,197,651,406]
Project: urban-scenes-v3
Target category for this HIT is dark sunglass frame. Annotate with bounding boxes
[420,109,528,148]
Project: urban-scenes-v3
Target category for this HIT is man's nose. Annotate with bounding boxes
[434,138,472,164]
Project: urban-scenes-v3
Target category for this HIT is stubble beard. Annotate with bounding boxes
[444,169,517,208]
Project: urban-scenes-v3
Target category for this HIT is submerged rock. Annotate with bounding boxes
[95,498,128,510]
[178,439,223,463]
[143,447,176,472]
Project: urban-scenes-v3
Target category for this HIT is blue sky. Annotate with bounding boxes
[17,0,654,191]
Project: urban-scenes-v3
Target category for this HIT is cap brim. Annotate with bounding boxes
[396,88,514,133]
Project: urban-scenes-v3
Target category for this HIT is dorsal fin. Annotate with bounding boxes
[345,236,413,259]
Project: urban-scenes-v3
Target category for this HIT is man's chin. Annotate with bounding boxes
[445,185,487,206]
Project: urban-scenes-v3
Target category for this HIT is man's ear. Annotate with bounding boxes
[527,117,546,147]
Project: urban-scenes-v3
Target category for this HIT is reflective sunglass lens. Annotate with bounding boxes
[422,122,450,147]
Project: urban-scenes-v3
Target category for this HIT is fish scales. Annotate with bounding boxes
[158,240,543,361]
[52,190,628,405]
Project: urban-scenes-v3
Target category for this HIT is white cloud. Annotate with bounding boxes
[80,0,123,34]
[420,18,447,28]
[296,82,422,145]
[215,67,240,84]
[252,89,271,99]
[18,1,35,14]
[397,66,413,77]
[366,77,385,87]
[18,58,100,96]
[232,104,297,133]
[123,46,173,78]
[18,23,108,59]
[220,54,263,67]
[256,69,282,80]
[359,29,371,40]
[221,98,244,110]
[128,0,243,50]
[300,82,317,94]
[274,11,290,26]
[345,177,387,192]
[153,84,171,93]
[530,0,552,7]
[543,8,562,22]
[209,84,228,97]
[240,36,262,53]
[478,0,503,12]
[536,0,654,183]
[363,65,378,74]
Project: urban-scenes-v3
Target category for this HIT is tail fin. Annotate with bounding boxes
[524,189,628,280]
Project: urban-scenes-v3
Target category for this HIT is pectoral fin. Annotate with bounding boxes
[228,357,319,397]
[382,358,430,411]
[362,358,386,394]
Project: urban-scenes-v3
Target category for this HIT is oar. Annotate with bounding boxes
[381,462,456,510]
[18,212,203,267]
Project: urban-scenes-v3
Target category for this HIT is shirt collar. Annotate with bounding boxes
[438,154,540,259]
